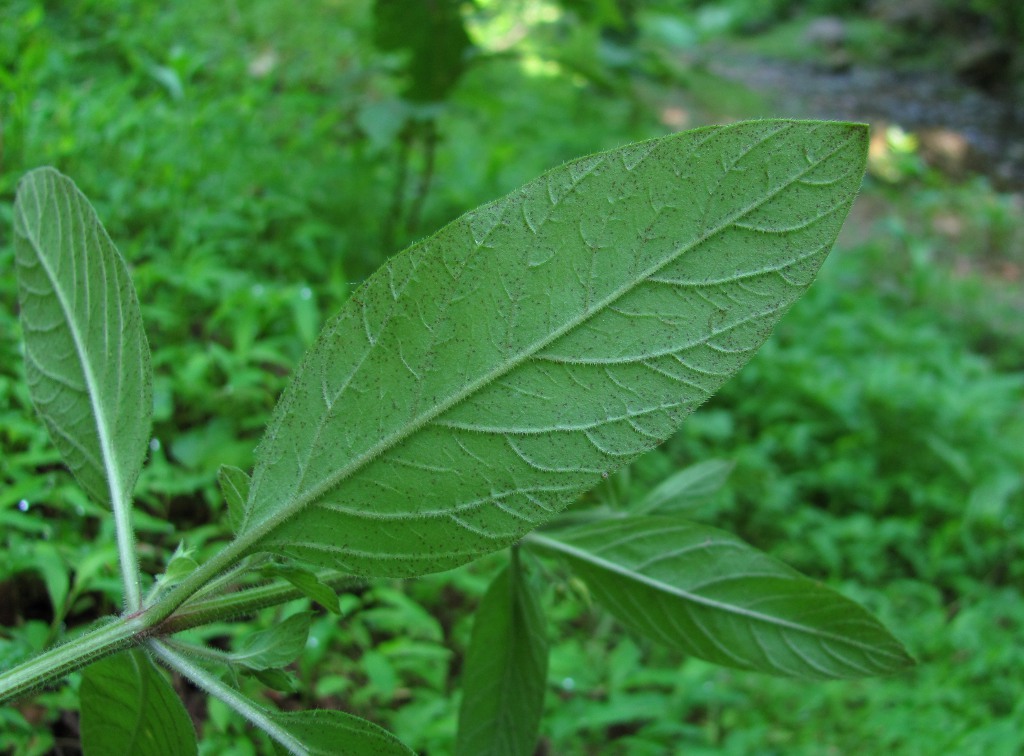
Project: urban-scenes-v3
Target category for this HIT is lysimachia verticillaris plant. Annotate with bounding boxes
[1,120,912,754]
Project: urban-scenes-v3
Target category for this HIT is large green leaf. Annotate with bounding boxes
[80,650,197,756]
[527,517,914,679]
[12,168,152,511]
[239,120,867,577]
[267,709,414,756]
[456,555,548,756]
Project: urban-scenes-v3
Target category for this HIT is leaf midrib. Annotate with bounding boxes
[17,178,126,505]
[525,532,901,659]
[245,125,857,550]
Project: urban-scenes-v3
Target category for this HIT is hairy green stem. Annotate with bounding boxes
[150,640,306,755]
[159,572,361,635]
[141,537,257,627]
[186,554,272,603]
[112,491,143,612]
[0,571,360,704]
[160,638,236,666]
[0,615,146,705]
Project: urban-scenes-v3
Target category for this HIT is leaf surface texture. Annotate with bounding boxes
[13,168,152,510]
[80,650,197,755]
[241,120,868,576]
[456,556,548,755]
[529,517,914,679]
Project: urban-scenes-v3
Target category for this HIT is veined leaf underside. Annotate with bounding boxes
[242,120,867,576]
[13,168,152,510]
[532,519,912,679]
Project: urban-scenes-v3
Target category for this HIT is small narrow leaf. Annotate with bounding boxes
[248,667,298,692]
[528,517,914,679]
[261,563,343,614]
[634,458,736,514]
[456,554,548,756]
[238,120,867,577]
[233,612,311,671]
[32,542,70,622]
[12,168,152,510]
[80,649,197,756]
[267,709,414,756]
[157,542,200,588]
[219,464,251,533]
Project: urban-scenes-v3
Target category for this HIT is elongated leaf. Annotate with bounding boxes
[528,517,913,679]
[456,555,548,756]
[260,563,343,614]
[267,709,414,756]
[240,120,867,577]
[80,650,197,756]
[12,168,152,510]
[634,458,736,514]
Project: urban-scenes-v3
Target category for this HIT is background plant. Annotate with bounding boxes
[2,1,1022,753]
[2,117,911,753]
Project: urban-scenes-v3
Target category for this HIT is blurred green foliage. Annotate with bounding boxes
[2,0,1022,752]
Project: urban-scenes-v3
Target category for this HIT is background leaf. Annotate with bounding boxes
[232,611,310,671]
[259,563,343,614]
[634,458,736,514]
[12,168,152,510]
[267,709,414,756]
[235,120,867,577]
[80,649,197,756]
[456,554,548,756]
[528,517,914,679]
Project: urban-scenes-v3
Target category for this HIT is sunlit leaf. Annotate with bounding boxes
[13,168,152,511]
[239,120,868,577]
[528,517,914,679]
[456,554,548,756]
[80,650,196,756]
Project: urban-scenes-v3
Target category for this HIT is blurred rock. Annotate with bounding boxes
[819,49,854,74]
[805,16,847,49]
[870,0,947,33]
[917,128,975,180]
[955,39,1013,92]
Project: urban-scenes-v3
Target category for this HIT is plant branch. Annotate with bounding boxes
[0,569,360,704]
[157,572,362,635]
[161,638,236,666]
[0,615,146,705]
[140,537,258,627]
[150,640,306,755]
[111,488,143,612]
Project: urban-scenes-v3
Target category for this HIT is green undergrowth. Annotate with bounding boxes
[2,0,1023,752]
